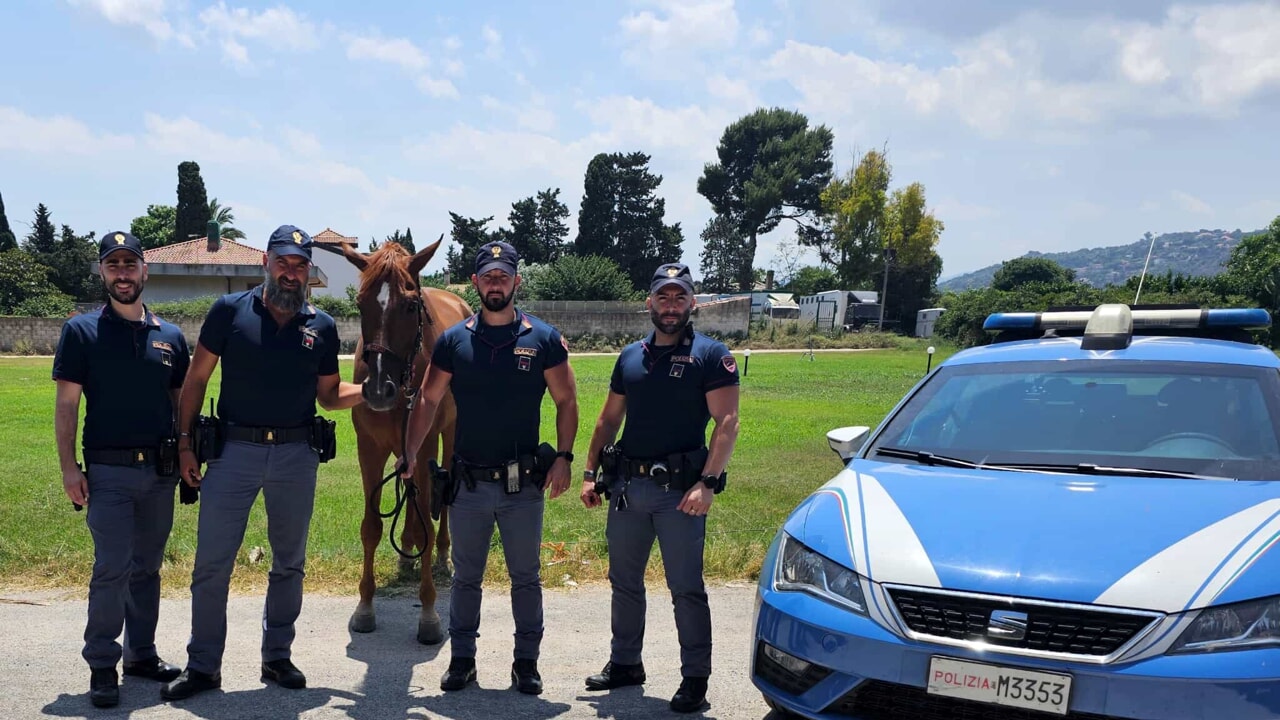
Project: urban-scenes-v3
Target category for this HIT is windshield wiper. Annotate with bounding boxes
[998,463,1235,481]
[874,446,986,469]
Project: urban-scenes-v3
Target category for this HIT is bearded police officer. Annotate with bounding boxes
[161,225,364,701]
[580,262,741,713]
[53,231,190,708]
[401,240,578,696]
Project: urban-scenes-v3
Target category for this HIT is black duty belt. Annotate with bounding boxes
[223,425,311,445]
[624,458,665,477]
[84,448,155,466]
[461,464,514,484]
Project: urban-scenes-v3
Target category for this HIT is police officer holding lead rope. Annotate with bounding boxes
[580,262,741,714]
[401,240,578,696]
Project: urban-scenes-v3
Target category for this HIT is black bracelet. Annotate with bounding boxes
[556,450,574,462]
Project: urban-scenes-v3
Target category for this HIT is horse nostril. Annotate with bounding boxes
[382,379,398,398]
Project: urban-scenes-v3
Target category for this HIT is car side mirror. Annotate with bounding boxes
[827,426,870,462]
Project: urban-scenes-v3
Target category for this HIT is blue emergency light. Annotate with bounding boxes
[984,305,1270,350]
[984,306,1271,332]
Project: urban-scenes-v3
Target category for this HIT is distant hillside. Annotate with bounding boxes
[939,229,1261,292]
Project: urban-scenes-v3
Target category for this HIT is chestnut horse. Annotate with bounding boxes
[339,238,470,644]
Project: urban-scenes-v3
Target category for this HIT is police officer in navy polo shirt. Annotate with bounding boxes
[580,262,741,714]
[161,225,365,701]
[401,240,578,696]
[53,230,190,708]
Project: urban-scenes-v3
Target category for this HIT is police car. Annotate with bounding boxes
[752,304,1280,719]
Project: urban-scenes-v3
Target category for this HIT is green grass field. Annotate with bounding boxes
[0,346,953,595]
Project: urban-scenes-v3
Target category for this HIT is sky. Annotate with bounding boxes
[2,0,1279,282]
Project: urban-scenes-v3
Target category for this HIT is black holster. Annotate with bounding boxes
[427,458,455,521]
[594,443,622,498]
[311,416,337,463]
[156,436,179,479]
[193,414,220,465]
[668,447,710,492]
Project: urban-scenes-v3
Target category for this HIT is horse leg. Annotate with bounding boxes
[414,430,443,645]
[350,436,391,634]
[433,417,454,581]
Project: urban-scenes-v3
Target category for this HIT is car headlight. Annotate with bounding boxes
[774,533,868,615]
[1170,597,1280,653]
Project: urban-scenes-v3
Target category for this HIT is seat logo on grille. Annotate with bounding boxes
[987,610,1028,641]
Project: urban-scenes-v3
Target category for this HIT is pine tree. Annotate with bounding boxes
[175,161,211,244]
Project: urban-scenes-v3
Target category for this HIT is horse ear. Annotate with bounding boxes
[340,242,369,271]
[408,234,444,278]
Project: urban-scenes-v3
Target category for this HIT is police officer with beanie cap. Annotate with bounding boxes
[581,262,740,713]
[401,239,578,695]
[53,230,190,708]
[161,225,365,700]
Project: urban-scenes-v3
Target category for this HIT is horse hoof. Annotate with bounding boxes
[349,608,376,634]
[417,615,444,645]
[397,556,418,579]
[431,559,452,581]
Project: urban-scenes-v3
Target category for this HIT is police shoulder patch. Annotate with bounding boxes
[721,355,737,373]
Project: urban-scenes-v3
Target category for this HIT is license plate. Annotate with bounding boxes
[927,656,1072,715]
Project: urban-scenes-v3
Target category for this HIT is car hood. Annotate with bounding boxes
[791,460,1280,613]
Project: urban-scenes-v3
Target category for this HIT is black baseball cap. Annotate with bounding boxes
[98,231,145,261]
[475,241,518,276]
[266,224,313,260]
[650,263,694,294]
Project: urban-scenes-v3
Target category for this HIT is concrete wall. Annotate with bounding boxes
[145,276,260,302]
[0,297,749,352]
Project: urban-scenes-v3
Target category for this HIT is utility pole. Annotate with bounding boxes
[878,247,896,331]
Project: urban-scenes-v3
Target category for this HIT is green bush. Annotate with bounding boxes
[310,294,359,318]
[13,293,74,318]
[149,296,218,318]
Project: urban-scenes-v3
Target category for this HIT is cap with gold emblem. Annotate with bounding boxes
[266,224,313,261]
[475,240,519,276]
[650,262,695,294]
[97,231,145,261]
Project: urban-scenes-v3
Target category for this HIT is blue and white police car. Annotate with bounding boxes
[752,304,1280,719]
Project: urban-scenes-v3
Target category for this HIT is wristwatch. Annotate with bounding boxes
[556,451,574,462]
[699,474,719,490]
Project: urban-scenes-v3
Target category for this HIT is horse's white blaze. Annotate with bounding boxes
[376,282,390,312]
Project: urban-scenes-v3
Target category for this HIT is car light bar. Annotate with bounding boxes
[984,306,1271,332]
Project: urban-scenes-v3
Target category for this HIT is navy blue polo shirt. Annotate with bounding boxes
[52,304,191,450]
[198,286,340,428]
[432,310,568,465]
[610,327,739,459]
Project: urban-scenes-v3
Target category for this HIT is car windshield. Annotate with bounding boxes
[868,360,1280,481]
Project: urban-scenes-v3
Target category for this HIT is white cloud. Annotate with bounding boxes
[705,73,757,108]
[282,127,323,157]
[66,0,186,44]
[765,4,1280,140]
[620,0,739,56]
[444,35,462,51]
[417,75,460,99]
[1171,190,1212,214]
[481,24,502,60]
[198,2,320,64]
[933,197,999,223]
[0,106,135,155]
[345,33,429,72]
[479,94,558,134]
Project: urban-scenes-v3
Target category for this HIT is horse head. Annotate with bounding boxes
[341,236,443,412]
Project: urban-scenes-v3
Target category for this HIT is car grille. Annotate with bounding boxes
[826,680,1116,719]
[889,588,1156,658]
[753,641,832,696]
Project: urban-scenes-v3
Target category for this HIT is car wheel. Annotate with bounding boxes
[763,694,801,718]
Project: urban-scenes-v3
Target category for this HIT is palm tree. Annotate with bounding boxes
[208,197,246,240]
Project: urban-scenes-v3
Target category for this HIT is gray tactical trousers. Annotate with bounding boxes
[82,463,176,669]
[606,474,711,677]
[447,477,545,660]
[185,441,318,674]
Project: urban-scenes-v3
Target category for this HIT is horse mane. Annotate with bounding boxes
[357,243,415,296]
